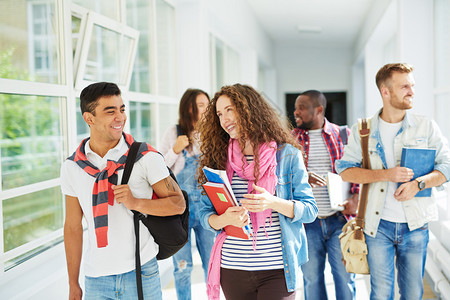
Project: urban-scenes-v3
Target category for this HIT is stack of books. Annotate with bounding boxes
[202,166,252,239]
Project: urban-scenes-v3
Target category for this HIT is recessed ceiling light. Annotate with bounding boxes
[297,25,322,33]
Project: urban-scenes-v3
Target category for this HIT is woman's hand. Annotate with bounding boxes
[241,183,275,212]
[172,135,190,154]
[221,206,249,228]
[242,183,295,218]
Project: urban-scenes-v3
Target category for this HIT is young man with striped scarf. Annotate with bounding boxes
[292,90,358,300]
[60,82,185,300]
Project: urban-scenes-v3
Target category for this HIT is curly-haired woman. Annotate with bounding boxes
[160,88,216,300]
[197,84,318,300]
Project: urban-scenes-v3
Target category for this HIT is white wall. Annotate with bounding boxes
[176,0,275,98]
[275,44,352,114]
[353,0,435,118]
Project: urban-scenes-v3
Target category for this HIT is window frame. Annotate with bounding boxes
[73,9,139,91]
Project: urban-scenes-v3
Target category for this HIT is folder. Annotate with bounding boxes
[399,147,436,197]
[326,172,350,211]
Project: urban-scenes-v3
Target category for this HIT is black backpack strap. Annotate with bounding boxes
[175,124,185,137]
[339,125,349,145]
[122,142,141,185]
[122,142,145,300]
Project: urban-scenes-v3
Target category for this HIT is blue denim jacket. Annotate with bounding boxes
[199,143,318,292]
[336,110,450,236]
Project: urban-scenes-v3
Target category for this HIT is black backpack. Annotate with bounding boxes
[121,141,189,300]
[339,125,349,145]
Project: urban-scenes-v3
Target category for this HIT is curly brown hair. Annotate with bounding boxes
[196,84,301,185]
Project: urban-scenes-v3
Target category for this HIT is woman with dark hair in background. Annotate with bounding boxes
[160,88,215,300]
[197,84,318,300]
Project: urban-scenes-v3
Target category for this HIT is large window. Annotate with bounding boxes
[434,0,450,138]
[0,93,64,269]
[210,34,241,94]
[0,0,178,273]
[433,0,450,219]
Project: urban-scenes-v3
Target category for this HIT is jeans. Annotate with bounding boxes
[172,151,216,300]
[365,219,429,300]
[84,257,162,300]
[301,212,355,300]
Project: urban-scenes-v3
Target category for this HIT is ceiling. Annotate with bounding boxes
[246,0,374,48]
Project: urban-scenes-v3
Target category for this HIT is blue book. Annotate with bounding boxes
[399,147,436,197]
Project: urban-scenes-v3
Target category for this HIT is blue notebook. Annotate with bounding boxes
[399,147,436,197]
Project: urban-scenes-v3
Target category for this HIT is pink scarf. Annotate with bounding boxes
[206,140,278,299]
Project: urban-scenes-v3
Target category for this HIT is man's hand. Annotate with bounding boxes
[388,166,414,182]
[68,283,82,300]
[394,180,420,201]
[112,184,137,210]
[340,193,359,215]
[308,172,327,187]
[173,135,190,154]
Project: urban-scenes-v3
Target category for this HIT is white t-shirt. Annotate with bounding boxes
[60,136,169,277]
[378,117,407,222]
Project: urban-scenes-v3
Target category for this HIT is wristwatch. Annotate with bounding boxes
[415,178,426,191]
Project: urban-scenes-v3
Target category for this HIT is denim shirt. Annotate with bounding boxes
[199,143,318,292]
[336,109,450,236]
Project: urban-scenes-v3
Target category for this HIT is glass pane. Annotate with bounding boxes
[3,186,63,252]
[155,0,176,96]
[434,0,450,88]
[72,0,119,21]
[129,102,155,145]
[435,93,450,140]
[84,25,134,86]
[0,0,61,83]
[0,94,63,190]
[159,103,178,145]
[127,0,152,93]
[72,15,82,60]
[75,98,90,143]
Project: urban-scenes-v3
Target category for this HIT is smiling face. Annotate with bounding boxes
[216,95,240,139]
[294,95,321,130]
[195,93,209,122]
[84,95,127,144]
[383,72,415,111]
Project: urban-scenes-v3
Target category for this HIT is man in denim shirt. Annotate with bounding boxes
[336,63,450,300]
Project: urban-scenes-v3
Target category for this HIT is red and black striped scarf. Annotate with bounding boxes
[67,133,157,248]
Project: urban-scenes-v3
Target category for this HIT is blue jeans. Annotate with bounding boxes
[301,212,355,300]
[172,151,216,300]
[84,257,162,300]
[365,219,429,300]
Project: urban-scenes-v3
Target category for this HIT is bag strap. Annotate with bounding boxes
[355,118,371,240]
[175,124,185,137]
[122,142,145,300]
